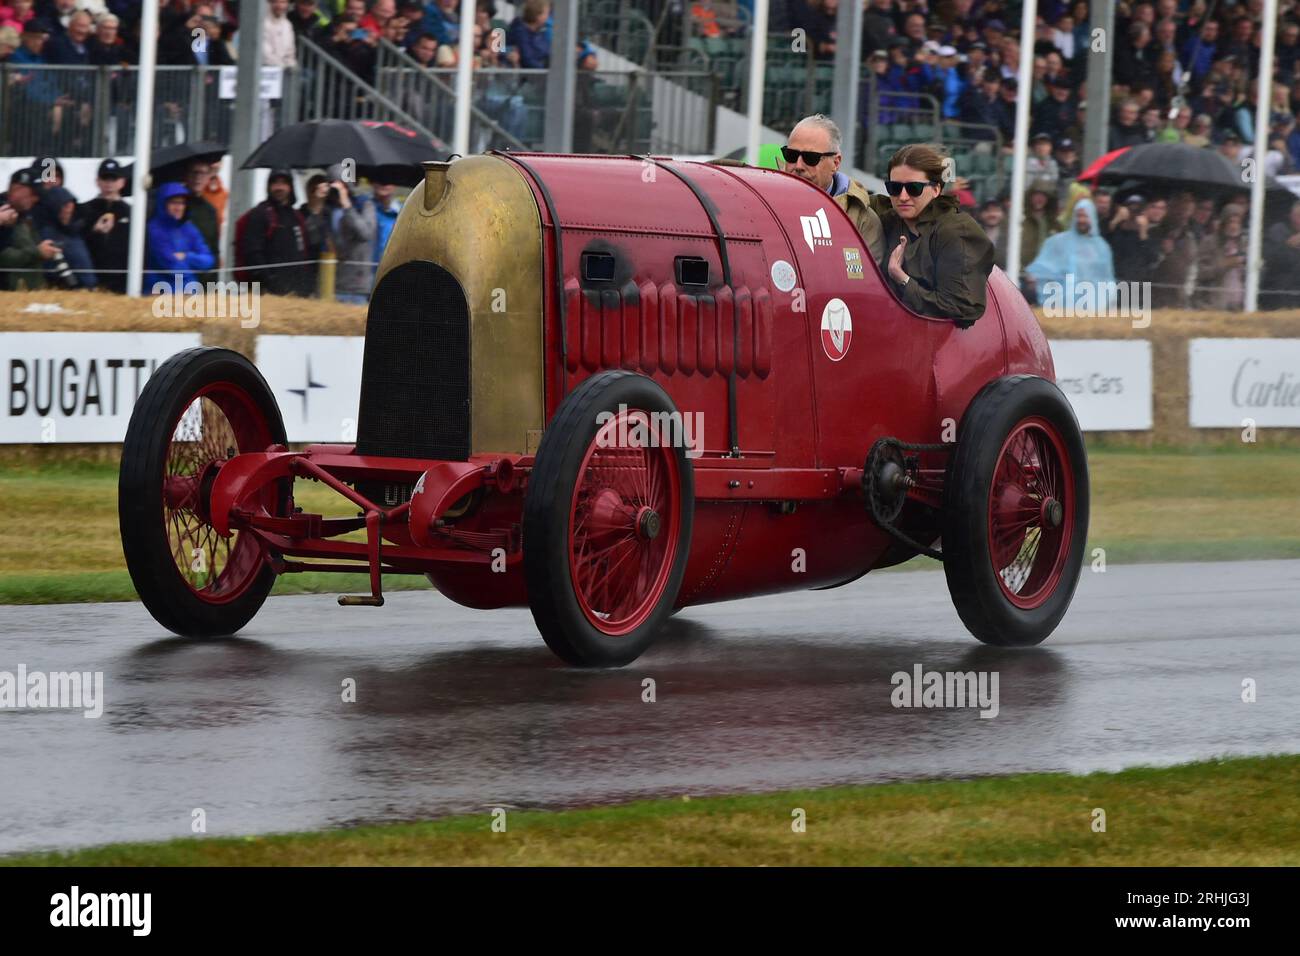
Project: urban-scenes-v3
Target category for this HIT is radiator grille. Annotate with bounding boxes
[356,260,470,461]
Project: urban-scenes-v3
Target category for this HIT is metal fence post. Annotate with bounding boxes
[865,69,878,174]
[191,65,207,142]
[227,0,265,281]
[0,65,10,156]
[313,46,325,122]
[91,66,109,157]
[543,0,578,152]
[281,65,299,127]
[831,0,863,167]
[707,73,719,155]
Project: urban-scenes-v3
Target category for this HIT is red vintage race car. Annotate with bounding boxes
[119,153,1089,666]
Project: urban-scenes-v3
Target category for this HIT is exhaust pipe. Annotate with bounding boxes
[423,160,451,212]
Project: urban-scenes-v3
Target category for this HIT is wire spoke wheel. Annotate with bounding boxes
[120,348,287,637]
[987,417,1075,609]
[162,387,275,604]
[524,371,695,667]
[942,376,1089,647]
[569,412,682,635]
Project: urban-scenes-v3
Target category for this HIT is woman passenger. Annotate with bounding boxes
[868,144,996,326]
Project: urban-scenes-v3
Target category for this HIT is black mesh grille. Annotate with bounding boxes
[356,260,471,461]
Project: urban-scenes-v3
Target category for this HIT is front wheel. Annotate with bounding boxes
[119,347,286,637]
[523,371,695,666]
[942,375,1089,646]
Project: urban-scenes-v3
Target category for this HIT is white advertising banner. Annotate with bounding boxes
[1048,339,1153,431]
[256,335,365,443]
[2,332,201,443]
[218,66,285,100]
[1189,338,1300,428]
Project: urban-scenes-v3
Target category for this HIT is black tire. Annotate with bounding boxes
[942,375,1089,646]
[524,371,695,666]
[119,347,286,637]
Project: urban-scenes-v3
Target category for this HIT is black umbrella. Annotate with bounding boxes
[242,119,448,171]
[119,140,228,196]
[151,140,227,181]
[1097,142,1289,198]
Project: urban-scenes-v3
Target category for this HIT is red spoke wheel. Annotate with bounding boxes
[524,371,694,666]
[987,418,1075,609]
[120,348,287,637]
[942,376,1089,646]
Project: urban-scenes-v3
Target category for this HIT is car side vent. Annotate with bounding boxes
[675,256,710,287]
[582,251,617,283]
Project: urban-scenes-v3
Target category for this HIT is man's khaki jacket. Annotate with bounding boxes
[833,178,885,267]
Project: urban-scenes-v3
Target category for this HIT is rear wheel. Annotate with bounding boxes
[119,347,286,637]
[942,375,1089,646]
[524,371,694,666]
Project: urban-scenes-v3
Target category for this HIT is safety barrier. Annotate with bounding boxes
[3,292,1299,461]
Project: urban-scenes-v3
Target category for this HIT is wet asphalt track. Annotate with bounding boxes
[1,559,1297,855]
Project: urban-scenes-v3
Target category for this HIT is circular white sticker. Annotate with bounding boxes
[820,297,853,362]
[770,259,797,293]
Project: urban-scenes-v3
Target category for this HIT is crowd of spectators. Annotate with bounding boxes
[754,0,1300,308]
[0,0,560,72]
[747,0,1300,168]
[0,0,635,299]
[9,0,1300,165]
[10,0,1300,307]
[985,172,1300,310]
[0,0,578,298]
[0,153,416,301]
[0,1,589,153]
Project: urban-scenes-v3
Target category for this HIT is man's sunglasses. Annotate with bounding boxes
[780,146,838,166]
[884,179,942,197]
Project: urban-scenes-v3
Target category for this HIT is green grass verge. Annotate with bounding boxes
[7,755,1298,866]
[3,448,1298,604]
[0,571,432,606]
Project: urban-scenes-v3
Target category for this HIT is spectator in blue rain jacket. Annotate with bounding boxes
[1180,20,1220,86]
[372,176,401,264]
[421,0,461,45]
[863,48,909,126]
[935,45,966,120]
[505,0,551,68]
[146,181,214,293]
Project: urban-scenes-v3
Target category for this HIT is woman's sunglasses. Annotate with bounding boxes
[885,180,942,198]
[780,146,838,166]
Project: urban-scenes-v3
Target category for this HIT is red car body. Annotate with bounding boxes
[121,154,1081,666]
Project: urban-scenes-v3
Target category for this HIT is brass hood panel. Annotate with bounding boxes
[375,155,545,455]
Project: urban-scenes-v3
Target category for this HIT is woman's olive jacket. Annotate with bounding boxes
[867,192,996,326]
